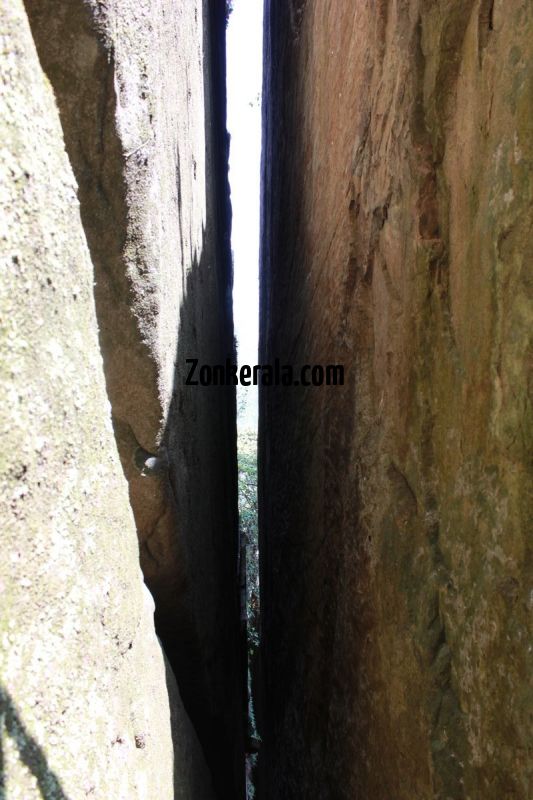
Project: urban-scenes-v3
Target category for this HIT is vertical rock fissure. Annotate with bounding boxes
[225,3,264,795]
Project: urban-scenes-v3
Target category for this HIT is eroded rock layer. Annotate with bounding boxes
[260,1,533,797]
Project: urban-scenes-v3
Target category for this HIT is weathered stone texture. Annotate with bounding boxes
[260,1,533,798]
[0,2,215,798]
[20,0,244,795]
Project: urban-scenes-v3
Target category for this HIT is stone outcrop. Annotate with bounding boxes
[1,2,216,798]
[1,0,242,797]
[259,1,533,798]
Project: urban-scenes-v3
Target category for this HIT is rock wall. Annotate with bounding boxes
[0,2,216,798]
[259,1,533,798]
[1,0,242,798]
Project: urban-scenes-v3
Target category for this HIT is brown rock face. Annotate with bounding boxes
[260,1,533,798]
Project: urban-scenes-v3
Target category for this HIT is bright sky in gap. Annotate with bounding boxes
[227,0,263,429]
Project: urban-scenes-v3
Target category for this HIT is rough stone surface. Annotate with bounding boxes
[0,3,215,798]
[21,0,244,795]
[259,1,533,798]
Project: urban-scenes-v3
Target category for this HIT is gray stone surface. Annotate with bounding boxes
[0,2,215,798]
[21,0,244,794]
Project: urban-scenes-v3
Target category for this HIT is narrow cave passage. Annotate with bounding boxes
[3,0,531,799]
[226,1,263,797]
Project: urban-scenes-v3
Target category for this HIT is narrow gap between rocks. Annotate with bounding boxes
[226,1,263,797]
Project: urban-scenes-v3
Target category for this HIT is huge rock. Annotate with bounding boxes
[0,2,215,797]
[259,1,533,797]
[21,0,244,795]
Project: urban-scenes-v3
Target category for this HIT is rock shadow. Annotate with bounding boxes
[0,685,69,800]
